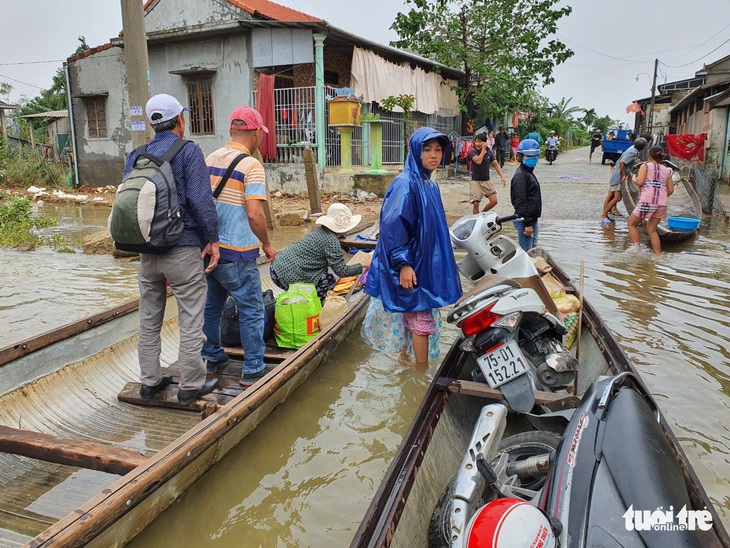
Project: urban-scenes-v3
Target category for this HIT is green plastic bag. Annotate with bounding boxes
[274,283,322,349]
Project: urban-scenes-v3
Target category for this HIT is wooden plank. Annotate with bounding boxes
[304,143,321,214]
[339,237,376,250]
[436,378,580,408]
[117,383,231,411]
[0,425,146,476]
[222,344,294,362]
[0,299,141,367]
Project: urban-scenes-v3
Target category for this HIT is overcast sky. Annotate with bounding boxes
[2,0,729,126]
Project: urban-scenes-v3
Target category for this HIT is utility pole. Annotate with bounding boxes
[120,0,152,147]
[647,58,659,137]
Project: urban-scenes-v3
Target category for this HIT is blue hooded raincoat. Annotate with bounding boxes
[364,127,463,313]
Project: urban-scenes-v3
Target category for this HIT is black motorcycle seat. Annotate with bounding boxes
[456,275,521,305]
[601,388,700,546]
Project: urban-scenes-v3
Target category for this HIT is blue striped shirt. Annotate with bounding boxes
[123,131,218,248]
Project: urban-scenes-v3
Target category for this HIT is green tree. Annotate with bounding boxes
[580,107,597,128]
[593,115,618,135]
[551,97,582,122]
[14,36,88,142]
[0,82,12,102]
[391,0,573,118]
[381,94,415,157]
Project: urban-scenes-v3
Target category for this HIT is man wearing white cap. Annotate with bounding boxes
[123,93,220,405]
[201,106,277,387]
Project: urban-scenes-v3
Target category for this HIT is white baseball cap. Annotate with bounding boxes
[146,93,191,124]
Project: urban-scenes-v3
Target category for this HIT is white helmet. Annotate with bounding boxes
[465,498,556,548]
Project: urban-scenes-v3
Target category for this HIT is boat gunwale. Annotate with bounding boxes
[28,288,370,546]
[622,161,703,241]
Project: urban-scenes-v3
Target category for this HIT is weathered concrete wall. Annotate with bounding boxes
[147,32,252,158]
[264,165,397,195]
[705,107,728,172]
[68,47,129,187]
[144,0,244,35]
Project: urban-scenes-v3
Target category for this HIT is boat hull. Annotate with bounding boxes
[351,249,729,548]
[622,163,702,242]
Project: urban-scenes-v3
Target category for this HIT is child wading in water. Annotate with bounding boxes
[627,146,674,256]
[362,128,463,368]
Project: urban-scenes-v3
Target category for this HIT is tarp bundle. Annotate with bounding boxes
[666,133,707,161]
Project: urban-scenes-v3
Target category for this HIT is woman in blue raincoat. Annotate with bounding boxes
[362,127,462,367]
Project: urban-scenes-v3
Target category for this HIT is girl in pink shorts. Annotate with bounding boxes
[628,146,674,256]
[362,128,462,367]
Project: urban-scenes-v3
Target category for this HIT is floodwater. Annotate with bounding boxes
[1,159,729,545]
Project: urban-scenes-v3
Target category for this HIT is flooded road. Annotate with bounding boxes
[2,148,729,545]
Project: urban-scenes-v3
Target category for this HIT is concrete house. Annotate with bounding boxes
[65,0,463,192]
[632,54,730,183]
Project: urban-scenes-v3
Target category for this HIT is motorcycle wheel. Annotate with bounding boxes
[428,431,562,548]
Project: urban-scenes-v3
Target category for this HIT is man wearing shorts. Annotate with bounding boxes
[601,137,647,224]
[469,132,506,214]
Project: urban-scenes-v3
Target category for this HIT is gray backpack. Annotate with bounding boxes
[110,139,190,253]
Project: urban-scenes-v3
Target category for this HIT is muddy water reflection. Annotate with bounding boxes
[2,204,728,545]
[131,217,730,546]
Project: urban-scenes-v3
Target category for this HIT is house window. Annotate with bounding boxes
[84,97,107,138]
[324,70,339,86]
[186,76,215,135]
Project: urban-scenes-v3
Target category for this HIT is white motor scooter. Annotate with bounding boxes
[448,212,577,412]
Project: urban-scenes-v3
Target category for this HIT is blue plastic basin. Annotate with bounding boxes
[667,217,700,231]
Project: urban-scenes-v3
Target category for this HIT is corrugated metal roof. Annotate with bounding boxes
[0,100,18,110]
[20,110,68,119]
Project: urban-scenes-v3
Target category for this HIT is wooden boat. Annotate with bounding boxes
[0,238,371,547]
[352,249,730,548]
[622,160,702,241]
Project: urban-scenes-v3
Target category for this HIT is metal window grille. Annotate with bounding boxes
[253,86,317,163]
[187,77,215,135]
[252,85,457,165]
[84,97,107,138]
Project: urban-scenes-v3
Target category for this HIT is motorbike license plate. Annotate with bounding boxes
[477,341,529,389]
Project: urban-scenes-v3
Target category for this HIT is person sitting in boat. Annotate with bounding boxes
[270,203,370,302]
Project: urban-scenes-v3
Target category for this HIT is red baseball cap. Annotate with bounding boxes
[229,106,269,133]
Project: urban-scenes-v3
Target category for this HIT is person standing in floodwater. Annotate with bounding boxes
[362,127,462,368]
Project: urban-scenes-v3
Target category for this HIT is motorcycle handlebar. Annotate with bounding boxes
[496,214,520,224]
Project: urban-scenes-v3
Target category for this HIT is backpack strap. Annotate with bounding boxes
[213,153,249,199]
[160,138,192,163]
[133,138,192,167]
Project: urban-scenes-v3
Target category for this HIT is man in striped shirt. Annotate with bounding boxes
[202,106,276,387]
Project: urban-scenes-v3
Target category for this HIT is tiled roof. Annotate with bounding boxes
[142,0,325,23]
[67,43,114,63]
[226,0,325,22]
[69,1,325,63]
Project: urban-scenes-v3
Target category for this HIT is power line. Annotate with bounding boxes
[0,73,45,90]
[664,36,730,68]
[0,59,64,67]
[667,23,730,62]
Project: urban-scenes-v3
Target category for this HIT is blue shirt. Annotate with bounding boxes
[123,131,218,248]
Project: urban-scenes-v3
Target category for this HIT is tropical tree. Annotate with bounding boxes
[592,115,618,135]
[580,108,597,128]
[551,97,582,123]
[15,37,89,141]
[391,0,573,119]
